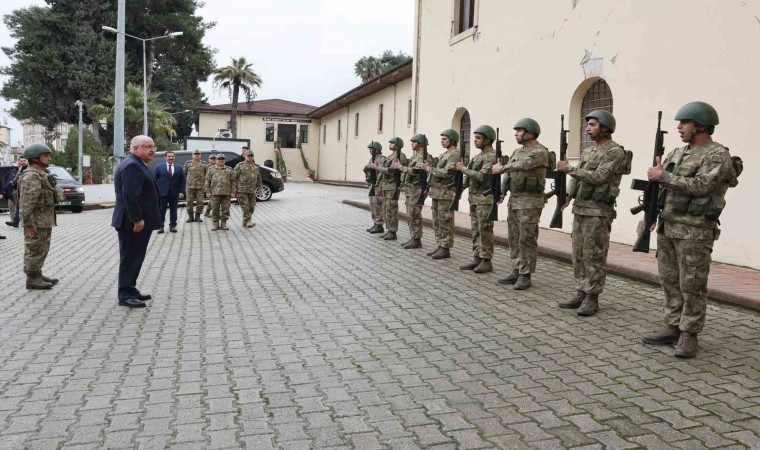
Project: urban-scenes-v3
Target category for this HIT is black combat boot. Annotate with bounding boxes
[559,290,586,309]
[41,275,59,285]
[403,239,422,249]
[513,274,531,290]
[383,232,397,241]
[26,273,53,290]
[641,326,680,346]
[431,247,450,259]
[473,259,493,273]
[427,247,441,256]
[497,270,519,285]
[195,212,203,222]
[369,225,384,234]
[674,332,698,358]
[186,214,195,223]
[459,257,481,271]
[577,294,599,316]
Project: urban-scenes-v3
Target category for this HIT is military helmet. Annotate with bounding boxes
[513,118,541,136]
[674,101,719,126]
[410,134,428,146]
[367,141,382,151]
[216,153,226,159]
[440,129,459,144]
[388,137,404,149]
[24,143,53,160]
[209,154,217,160]
[584,110,616,133]
[245,150,254,156]
[473,125,496,141]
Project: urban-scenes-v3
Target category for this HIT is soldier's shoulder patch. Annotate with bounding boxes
[528,148,543,157]
[711,155,724,163]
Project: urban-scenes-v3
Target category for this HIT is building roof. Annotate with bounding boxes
[309,60,413,119]
[195,98,318,116]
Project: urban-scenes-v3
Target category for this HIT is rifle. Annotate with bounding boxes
[482,128,504,221]
[545,114,569,228]
[413,146,429,205]
[630,111,667,253]
[363,152,378,197]
[391,145,402,201]
[447,144,467,211]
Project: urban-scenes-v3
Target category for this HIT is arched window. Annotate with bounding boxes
[460,111,471,160]
[580,79,613,150]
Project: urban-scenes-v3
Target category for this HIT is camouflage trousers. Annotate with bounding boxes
[571,214,612,294]
[405,193,423,239]
[431,198,455,249]
[470,203,494,260]
[370,195,385,225]
[657,233,713,334]
[204,194,212,214]
[185,188,204,216]
[381,197,398,233]
[238,192,257,222]
[211,195,231,222]
[24,227,52,275]
[507,207,541,274]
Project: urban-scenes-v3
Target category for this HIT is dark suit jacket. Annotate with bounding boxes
[153,163,186,197]
[112,154,161,230]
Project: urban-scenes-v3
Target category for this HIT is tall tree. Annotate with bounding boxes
[212,57,263,139]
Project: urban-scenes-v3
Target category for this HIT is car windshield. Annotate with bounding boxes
[47,166,76,182]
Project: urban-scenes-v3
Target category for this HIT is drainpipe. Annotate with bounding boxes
[392,84,397,138]
[413,0,422,133]
[344,103,350,181]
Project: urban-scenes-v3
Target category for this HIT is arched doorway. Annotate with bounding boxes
[579,79,613,150]
[452,108,471,160]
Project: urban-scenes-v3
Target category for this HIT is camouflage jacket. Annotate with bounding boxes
[365,154,386,197]
[183,160,208,189]
[205,166,236,196]
[462,147,497,206]
[566,140,626,218]
[377,151,407,192]
[429,147,460,200]
[659,139,736,240]
[19,167,61,228]
[401,153,426,198]
[500,143,550,210]
[233,162,262,193]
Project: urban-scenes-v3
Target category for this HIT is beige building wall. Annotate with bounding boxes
[414,0,760,269]
[21,121,70,151]
[197,112,320,173]
[318,78,413,182]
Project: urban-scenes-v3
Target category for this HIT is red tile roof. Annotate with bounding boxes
[196,98,318,116]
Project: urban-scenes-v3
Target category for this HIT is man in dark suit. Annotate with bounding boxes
[153,151,186,233]
[112,135,161,308]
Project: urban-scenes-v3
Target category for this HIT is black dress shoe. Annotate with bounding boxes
[0,235,5,239]
[6,221,18,228]
[136,293,152,301]
[157,228,165,234]
[119,298,147,308]
[169,227,177,233]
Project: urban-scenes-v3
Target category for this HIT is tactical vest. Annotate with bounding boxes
[381,152,406,191]
[466,148,495,196]
[19,168,58,228]
[506,144,550,196]
[570,142,626,206]
[430,148,457,188]
[403,154,423,190]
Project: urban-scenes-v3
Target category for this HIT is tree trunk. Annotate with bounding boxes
[230,83,240,138]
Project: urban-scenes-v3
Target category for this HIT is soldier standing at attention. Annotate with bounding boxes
[425,129,461,260]
[454,125,498,274]
[491,118,551,290]
[393,135,427,249]
[233,150,263,228]
[372,137,407,241]
[205,153,236,231]
[19,144,62,289]
[641,102,739,358]
[184,150,208,223]
[556,110,627,316]
[365,141,386,234]
[203,154,218,218]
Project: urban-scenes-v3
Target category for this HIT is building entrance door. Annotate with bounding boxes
[277,124,297,148]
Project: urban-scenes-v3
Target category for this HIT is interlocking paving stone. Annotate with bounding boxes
[1,183,760,448]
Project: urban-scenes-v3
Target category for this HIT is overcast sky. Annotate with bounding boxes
[0,0,414,146]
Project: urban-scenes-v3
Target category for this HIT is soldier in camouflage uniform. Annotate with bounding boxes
[203,154,218,217]
[491,118,551,290]
[234,150,263,228]
[19,144,64,289]
[393,135,428,248]
[372,137,407,241]
[454,125,498,273]
[641,102,739,358]
[365,141,386,234]
[183,149,208,222]
[205,153,236,231]
[557,110,628,316]
[425,129,460,260]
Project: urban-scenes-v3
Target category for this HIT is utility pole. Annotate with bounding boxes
[112,0,126,174]
[75,100,83,181]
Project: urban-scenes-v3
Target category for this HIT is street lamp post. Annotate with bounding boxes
[75,100,83,182]
[102,26,183,136]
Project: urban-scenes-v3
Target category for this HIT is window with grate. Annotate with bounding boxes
[456,0,476,34]
[580,79,613,150]
[460,111,471,161]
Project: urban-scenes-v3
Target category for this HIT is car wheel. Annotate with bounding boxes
[71,206,84,213]
[256,183,273,202]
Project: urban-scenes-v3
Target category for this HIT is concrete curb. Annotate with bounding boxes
[316,180,367,189]
[342,199,760,313]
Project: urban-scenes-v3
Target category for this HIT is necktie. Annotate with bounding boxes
[169,164,173,177]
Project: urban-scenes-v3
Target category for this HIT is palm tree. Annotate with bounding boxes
[354,56,383,83]
[212,57,263,138]
[90,83,177,143]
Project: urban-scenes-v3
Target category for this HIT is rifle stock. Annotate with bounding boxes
[545,114,568,229]
[630,111,667,253]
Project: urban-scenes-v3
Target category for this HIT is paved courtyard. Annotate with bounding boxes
[1,183,759,449]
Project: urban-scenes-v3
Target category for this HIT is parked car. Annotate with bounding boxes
[0,165,85,213]
[149,150,284,201]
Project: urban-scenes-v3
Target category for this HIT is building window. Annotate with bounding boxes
[460,110,471,161]
[60,124,68,133]
[265,123,275,142]
[580,79,613,150]
[407,100,412,126]
[355,113,359,137]
[61,139,67,149]
[378,104,384,133]
[323,124,326,143]
[337,119,342,141]
[299,125,308,144]
[454,0,476,35]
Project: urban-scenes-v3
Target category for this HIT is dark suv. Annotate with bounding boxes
[0,164,85,213]
[150,150,284,201]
